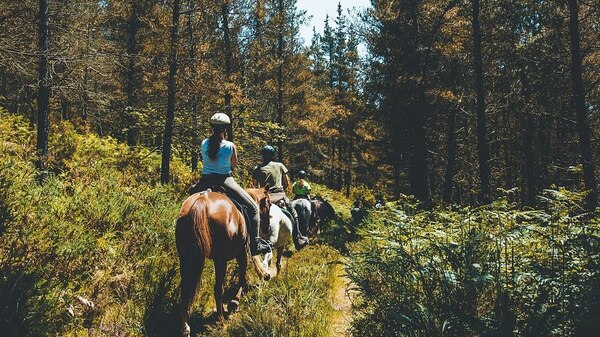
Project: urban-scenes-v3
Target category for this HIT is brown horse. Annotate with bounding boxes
[175,189,272,337]
[245,187,274,233]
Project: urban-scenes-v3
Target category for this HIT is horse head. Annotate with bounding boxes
[310,196,336,234]
[245,185,272,233]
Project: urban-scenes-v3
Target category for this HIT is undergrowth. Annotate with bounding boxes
[347,193,600,337]
[204,245,341,337]
[0,111,199,336]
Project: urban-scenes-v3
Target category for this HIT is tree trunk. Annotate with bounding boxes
[443,107,457,203]
[408,0,430,205]
[36,0,50,183]
[221,2,234,141]
[502,107,514,188]
[538,108,550,188]
[276,0,284,162]
[61,95,70,120]
[187,0,199,172]
[82,21,91,120]
[472,0,491,202]
[567,0,597,208]
[125,2,140,146]
[160,0,181,184]
[345,125,353,197]
[521,73,536,206]
[394,154,401,199]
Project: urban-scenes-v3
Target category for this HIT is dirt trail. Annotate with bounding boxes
[329,259,353,337]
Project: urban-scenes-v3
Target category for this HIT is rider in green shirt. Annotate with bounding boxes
[252,145,309,250]
[292,170,311,199]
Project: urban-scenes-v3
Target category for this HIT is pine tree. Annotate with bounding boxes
[160,0,181,184]
[567,0,598,209]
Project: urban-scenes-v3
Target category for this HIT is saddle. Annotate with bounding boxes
[193,188,252,233]
[279,207,297,228]
[269,192,298,229]
[189,182,226,195]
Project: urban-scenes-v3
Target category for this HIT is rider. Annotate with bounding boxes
[292,170,311,200]
[292,170,320,224]
[252,145,309,250]
[191,112,272,256]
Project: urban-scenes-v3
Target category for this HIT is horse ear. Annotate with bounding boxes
[264,184,270,192]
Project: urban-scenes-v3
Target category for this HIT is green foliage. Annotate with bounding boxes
[205,245,340,337]
[347,192,600,337]
[0,112,189,336]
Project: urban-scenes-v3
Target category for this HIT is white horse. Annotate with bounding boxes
[292,198,312,237]
[260,204,293,274]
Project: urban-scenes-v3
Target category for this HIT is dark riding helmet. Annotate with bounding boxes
[262,145,276,160]
[298,170,307,179]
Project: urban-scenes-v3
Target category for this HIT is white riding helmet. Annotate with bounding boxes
[210,112,231,125]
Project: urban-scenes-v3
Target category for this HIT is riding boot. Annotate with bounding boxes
[251,237,272,256]
[283,198,308,251]
[249,220,272,256]
[293,215,309,251]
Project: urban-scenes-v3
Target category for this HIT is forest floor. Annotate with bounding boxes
[329,258,353,337]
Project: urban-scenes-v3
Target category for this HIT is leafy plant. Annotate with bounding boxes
[347,193,600,337]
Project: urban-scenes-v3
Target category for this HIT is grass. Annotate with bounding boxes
[201,245,341,337]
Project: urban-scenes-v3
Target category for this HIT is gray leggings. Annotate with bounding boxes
[195,175,260,238]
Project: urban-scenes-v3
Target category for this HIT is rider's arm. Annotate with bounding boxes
[280,163,290,190]
[252,177,259,188]
[283,173,290,190]
[231,143,238,168]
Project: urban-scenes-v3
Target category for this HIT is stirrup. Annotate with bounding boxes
[295,236,309,250]
[251,237,273,256]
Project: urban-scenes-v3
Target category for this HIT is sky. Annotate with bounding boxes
[296,0,371,45]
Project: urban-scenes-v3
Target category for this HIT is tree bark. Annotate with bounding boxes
[472,0,491,202]
[160,0,181,184]
[125,1,141,146]
[442,107,457,203]
[36,0,50,183]
[521,73,536,206]
[82,21,91,120]
[276,0,284,162]
[221,2,234,141]
[345,125,353,197]
[187,0,199,172]
[408,0,430,205]
[567,0,597,208]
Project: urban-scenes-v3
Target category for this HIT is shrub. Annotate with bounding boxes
[0,112,188,336]
[347,192,600,337]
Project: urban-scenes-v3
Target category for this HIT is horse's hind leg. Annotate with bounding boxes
[213,259,227,322]
[228,250,248,313]
[276,246,284,274]
[178,251,205,337]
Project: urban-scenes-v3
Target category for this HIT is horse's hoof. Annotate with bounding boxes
[182,323,191,337]
[228,300,240,313]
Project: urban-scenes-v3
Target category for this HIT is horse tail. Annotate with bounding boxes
[175,196,209,329]
[187,197,213,258]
